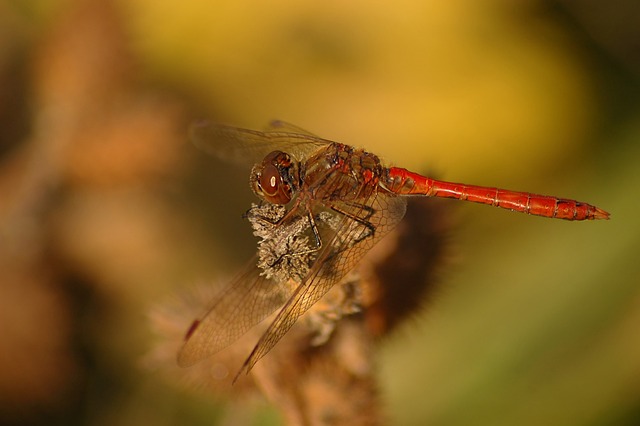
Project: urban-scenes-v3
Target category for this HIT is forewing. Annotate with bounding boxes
[190,121,331,165]
[237,189,407,376]
[264,120,319,136]
[177,255,293,367]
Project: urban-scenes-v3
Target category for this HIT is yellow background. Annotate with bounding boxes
[0,0,637,425]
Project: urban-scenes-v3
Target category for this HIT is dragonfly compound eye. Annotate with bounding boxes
[257,163,292,204]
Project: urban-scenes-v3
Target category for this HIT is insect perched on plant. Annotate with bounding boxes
[177,121,609,380]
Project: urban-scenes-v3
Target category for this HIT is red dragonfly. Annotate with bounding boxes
[178,121,609,379]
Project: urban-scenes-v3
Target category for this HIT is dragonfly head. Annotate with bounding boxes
[250,151,298,205]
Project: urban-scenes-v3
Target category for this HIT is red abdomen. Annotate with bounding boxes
[382,167,609,221]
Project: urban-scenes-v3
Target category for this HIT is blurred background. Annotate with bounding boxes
[0,0,638,424]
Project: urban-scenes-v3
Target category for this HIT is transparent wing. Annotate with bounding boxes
[236,187,407,377]
[190,121,332,165]
[265,120,319,136]
[177,255,292,367]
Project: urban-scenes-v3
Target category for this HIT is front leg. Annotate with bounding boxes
[246,203,321,283]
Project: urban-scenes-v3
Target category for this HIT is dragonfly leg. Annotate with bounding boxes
[329,203,376,245]
[272,209,324,267]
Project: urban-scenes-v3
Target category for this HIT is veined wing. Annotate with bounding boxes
[236,185,407,378]
[266,120,320,136]
[190,121,332,165]
[177,254,292,367]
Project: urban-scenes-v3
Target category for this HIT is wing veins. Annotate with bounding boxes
[236,182,406,377]
[190,121,332,164]
[177,255,291,367]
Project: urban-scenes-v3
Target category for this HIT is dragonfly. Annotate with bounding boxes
[178,120,609,380]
